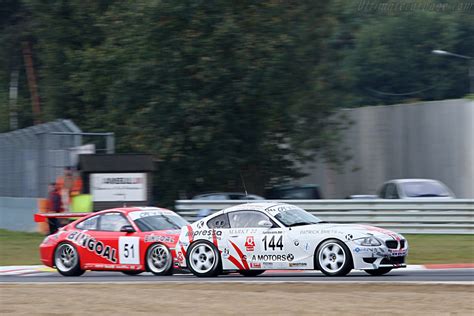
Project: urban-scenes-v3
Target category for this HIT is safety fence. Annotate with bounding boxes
[175,199,474,234]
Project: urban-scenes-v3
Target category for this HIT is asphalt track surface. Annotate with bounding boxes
[1,268,473,284]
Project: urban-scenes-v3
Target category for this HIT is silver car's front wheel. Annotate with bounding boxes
[146,244,173,276]
[316,239,352,276]
[186,241,221,277]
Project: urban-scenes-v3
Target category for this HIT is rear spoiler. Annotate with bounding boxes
[34,212,91,223]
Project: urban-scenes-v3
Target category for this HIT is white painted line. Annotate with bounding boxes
[1,281,473,285]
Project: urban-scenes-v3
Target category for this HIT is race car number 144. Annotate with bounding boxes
[119,237,140,264]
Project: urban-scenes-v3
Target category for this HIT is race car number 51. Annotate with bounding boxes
[119,237,140,264]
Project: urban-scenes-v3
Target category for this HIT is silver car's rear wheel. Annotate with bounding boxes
[316,239,352,276]
[186,241,221,277]
[146,244,173,276]
[54,243,84,276]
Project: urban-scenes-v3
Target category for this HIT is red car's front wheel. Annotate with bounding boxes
[54,242,85,277]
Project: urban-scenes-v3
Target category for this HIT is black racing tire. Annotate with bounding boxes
[54,242,85,277]
[121,270,143,276]
[146,243,174,276]
[186,240,222,277]
[239,270,266,277]
[315,239,353,277]
[364,268,393,276]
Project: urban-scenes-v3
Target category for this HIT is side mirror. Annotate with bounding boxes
[258,220,273,228]
[120,225,136,233]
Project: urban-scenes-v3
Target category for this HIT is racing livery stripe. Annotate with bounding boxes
[229,240,249,270]
[227,255,245,270]
[360,225,401,241]
[187,225,193,243]
[180,245,187,257]
[212,229,218,247]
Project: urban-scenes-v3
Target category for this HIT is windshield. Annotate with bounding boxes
[402,181,451,197]
[273,207,323,227]
[133,214,188,232]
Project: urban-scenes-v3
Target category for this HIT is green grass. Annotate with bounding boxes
[405,234,474,264]
[0,229,473,266]
[0,229,45,265]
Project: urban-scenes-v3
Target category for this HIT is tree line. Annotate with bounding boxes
[1,0,472,204]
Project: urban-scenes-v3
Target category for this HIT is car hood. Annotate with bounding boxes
[295,223,404,240]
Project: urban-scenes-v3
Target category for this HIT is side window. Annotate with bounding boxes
[98,213,130,232]
[379,184,388,198]
[228,211,275,228]
[207,214,230,229]
[76,215,99,230]
[386,184,399,199]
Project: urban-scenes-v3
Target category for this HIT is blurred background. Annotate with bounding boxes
[1,0,473,209]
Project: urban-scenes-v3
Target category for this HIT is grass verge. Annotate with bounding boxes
[0,229,44,265]
[0,229,472,266]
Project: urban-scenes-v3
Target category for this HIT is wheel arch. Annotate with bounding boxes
[313,237,354,270]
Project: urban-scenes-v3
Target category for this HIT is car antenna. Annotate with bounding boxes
[239,170,249,200]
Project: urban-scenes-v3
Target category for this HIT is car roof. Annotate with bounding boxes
[388,179,441,184]
[92,206,174,216]
[221,202,292,213]
[192,192,264,199]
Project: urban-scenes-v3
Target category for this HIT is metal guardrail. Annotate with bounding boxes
[175,199,474,234]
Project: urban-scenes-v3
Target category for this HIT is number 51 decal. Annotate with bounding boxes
[119,237,140,264]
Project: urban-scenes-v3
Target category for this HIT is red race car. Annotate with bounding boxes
[34,207,189,276]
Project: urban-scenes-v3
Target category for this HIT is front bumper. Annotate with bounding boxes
[351,242,408,270]
[39,242,55,267]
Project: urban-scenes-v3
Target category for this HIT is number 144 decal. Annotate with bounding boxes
[262,235,283,251]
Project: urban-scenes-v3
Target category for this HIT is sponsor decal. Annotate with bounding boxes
[267,205,295,214]
[300,229,344,235]
[222,248,230,259]
[294,240,300,246]
[129,210,175,220]
[186,229,223,238]
[245,236,255,251]
[229,228,258,235]
[250,262,262,269]
[262,262,273,268]
[144,234,175,243]
[84,263,143,270]
[389,249,407,257]
[262,230,283,234]
[197,221,204,229]
[289,262,307,267]
[354,246,388,257]
[177,251,184,262]
[250,254,294,262]
[345,234,353,241]
[304,243,310,251]
[67,231,117,263]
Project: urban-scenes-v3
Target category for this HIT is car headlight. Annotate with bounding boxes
[353,236,381,246]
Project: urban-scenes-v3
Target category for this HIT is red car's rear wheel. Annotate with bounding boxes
[146,243,173,276]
